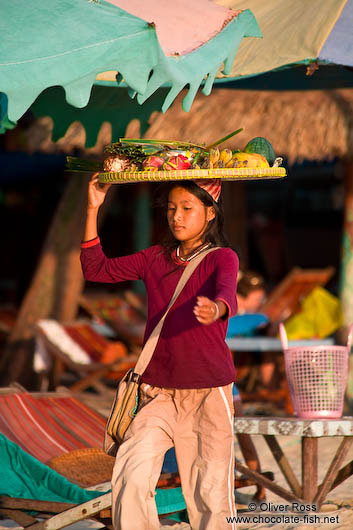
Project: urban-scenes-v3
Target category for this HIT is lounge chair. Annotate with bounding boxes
[0,432,186,530]
[0,388,187,528]
[0,387,107,461]
[34,319,137,393]
[79,291,146,351]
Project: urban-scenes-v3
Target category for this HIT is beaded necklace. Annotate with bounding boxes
[176,242,211,262]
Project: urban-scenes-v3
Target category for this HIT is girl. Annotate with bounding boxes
[80,174,239,530]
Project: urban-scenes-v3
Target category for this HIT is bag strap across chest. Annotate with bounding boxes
[134,247,219,375]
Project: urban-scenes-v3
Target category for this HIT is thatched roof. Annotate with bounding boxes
[15,118,112,155]
[19,87,353,165]
[145,88,353,164]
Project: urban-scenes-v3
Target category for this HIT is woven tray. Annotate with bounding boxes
[98,166,286,184]
[48,447,115,488]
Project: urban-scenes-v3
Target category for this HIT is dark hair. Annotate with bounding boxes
[237,270,266,297]
[154,181,229,255]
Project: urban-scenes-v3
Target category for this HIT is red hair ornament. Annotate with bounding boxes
[194,179,221,202]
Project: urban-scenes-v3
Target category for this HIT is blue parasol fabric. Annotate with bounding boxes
[319,0,353,66]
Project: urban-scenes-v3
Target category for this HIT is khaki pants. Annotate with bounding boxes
[111,383,237,530]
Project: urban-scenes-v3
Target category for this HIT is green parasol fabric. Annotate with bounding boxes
[0,0,261,132]
[30,85,169,147]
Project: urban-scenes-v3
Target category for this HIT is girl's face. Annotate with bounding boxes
[167,186,215,245]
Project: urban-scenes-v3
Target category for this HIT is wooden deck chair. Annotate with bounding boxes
[260,266,335,324]
[79,291,146,351]
[0,432,187,530]
[0,388,108,461]
[34,319,137,393]
[0,389,112,528]
[0,389,187,527]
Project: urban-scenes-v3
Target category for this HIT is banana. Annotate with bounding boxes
[219,149,233,165]
[226,158,238,168]
[232,152,269,168]
[209,148,220,166]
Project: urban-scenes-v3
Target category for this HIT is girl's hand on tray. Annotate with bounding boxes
[88,173,111,210]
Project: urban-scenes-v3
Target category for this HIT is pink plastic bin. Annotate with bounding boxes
[279,324,352,419]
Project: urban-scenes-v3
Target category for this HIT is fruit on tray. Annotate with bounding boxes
[103,142,200,172]
[66,130,282,173]
[244,137,276,165]
[141,155,164,171]
[232,152,270,168]
[104,155,138,172]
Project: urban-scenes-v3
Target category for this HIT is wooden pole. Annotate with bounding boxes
[9,173,89,340]
[339,162,353,333]
[0,174,89,386]
[339,161,353,403]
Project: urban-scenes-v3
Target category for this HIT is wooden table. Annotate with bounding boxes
[233,416,353,509]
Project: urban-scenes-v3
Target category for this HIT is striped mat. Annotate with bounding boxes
[0,392,106,463]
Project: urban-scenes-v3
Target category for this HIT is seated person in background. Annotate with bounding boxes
[237,270,266,314]
[227,270,268,338]
[227,270,275,389]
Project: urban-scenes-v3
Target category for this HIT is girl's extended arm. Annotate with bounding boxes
[193,249,238,325]
[83,173,111,241]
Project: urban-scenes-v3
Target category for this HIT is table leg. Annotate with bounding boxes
[264,435,301,497]
[314,437,353,509]
[331,459,353,491]
[235,461,302,504]
[302,437,318,502]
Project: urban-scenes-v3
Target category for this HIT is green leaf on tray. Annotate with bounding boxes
[205,128,244,150]
[120,137,205,149]
[66,156,103,172]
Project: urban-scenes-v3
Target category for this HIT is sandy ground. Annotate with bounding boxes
[1,393,352,530]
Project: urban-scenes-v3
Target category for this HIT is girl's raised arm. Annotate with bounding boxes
[83,173,111,241]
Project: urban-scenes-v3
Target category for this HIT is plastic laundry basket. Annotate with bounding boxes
[279,323,352,419]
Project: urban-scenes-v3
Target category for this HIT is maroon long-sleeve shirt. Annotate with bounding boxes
[80,238,238,388]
